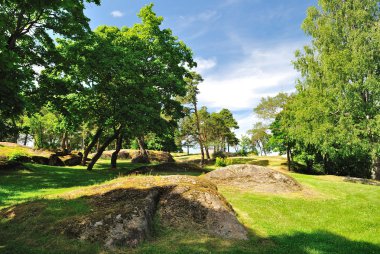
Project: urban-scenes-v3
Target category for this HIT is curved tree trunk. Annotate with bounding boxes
[81,127,103,166]
[111,130,123,169]
[87,128,120,171]
[137,136,149,161]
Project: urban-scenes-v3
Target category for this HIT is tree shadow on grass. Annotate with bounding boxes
[0,162,145,207]
[142,229,380,254]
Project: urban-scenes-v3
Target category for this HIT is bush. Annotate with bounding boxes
[8,151,29,162]
[236,149,248,157]
[215,157,233,167]
[212,151,226,159]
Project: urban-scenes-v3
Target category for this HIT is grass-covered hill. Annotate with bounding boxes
[0,150,379,254]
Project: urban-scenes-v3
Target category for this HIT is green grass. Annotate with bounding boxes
[0,156,380,253]
[0,159,145,208]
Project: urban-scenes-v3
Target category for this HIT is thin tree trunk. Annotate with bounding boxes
[286,143,291,171]
[111,131,123,169]
[23,133,28,146]
[227,143,230,153]
[87,128,120,171]
[187,145,189,155]
[205,146,210,160]
[82,127,103,166]
[193,100,204,165]
[61,131,67,150]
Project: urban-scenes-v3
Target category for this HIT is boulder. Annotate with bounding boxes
[204,164,302,193]
[31,155,50,165]
[129,162,208,175]
[59,152,83,166]
[0,156,23,170]
[60,176,247,249]
[131,154,150,164]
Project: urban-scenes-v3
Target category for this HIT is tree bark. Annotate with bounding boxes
[187,145,189,155]
[205,146,210,160]
[137,136,149,160]
[193,100,204,165]
[23,133,28,146]
[286,143,291,171]
[82,127,103,166]
[87,128,120,171]
[61,131,68,150]
[111,131,123,169]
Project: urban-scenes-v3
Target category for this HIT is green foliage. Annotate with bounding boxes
[7,150,28,161]
[0,0,100,140]
[212,150,227,159]
[214,157,232,167]
[260,0,380,177]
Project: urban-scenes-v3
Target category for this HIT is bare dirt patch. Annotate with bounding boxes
[204,164,302,194]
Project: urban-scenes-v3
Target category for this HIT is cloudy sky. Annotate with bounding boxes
[84,0,317,137]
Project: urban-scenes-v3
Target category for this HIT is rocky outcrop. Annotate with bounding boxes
[91,149,175,163]
[61,176,248,249]
[204,164,302,193]
[128,162,208,175]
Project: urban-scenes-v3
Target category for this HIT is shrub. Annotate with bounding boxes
[215,157,233,167]
[212,151,226,159]
[236,149,248,157]
[8,151,29,162]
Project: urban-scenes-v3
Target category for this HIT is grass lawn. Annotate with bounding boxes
[0,155,379,253]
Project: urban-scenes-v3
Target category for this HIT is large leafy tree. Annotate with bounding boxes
[289,0,380,177]
[40,4,195,170]
[0,0,100,141]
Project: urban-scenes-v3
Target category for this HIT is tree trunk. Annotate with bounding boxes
[286,143,291,171]
[137,136,149,160]
[205,146,210,160]
[111,131,123,169]
[372,157,380,180]
[193,100,204,165]
[227,143,230,153]
[61,131,68,150]
[82,127,103,166]
[187,145,189,155]
[23,133,28,146]
[87,128,120,171]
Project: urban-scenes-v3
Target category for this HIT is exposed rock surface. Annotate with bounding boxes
[129,162,208,175]
[204,164,302,193]
[344,176,380,186]
[60,176,248,249]
[91,149,175,163]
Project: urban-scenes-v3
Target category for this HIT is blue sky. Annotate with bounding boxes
[84,0,317,137]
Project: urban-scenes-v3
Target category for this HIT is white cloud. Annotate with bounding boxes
[194,57,217,73]
[111,10,124,18]
[177,10,220,29]
[198,43,301,111]
[196,42,304,135]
